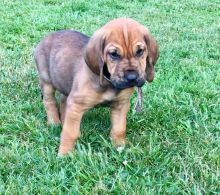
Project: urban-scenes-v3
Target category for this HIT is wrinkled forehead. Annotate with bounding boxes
[104,21,146,49]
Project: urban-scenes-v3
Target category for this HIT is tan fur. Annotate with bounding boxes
[34,18,159,155]
[123,24,129,48]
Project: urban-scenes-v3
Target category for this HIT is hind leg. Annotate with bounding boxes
[35,45,61,125]
[60,94,67,124]
[40,81,61,125]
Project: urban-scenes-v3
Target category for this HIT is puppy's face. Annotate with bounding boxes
[85,18,159,89]
[103,30,148,89]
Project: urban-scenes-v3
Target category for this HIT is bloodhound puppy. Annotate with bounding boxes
[34,18,159,155]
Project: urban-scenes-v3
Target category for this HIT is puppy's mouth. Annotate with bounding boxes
[111,79,145,90]
[103,64,145,89]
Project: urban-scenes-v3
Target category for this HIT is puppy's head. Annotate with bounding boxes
[85,18,159,89]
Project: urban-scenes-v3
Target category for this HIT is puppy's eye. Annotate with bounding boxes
[136,48,144,57]
[109,51,121,60]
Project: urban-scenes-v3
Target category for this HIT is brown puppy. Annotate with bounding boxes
[34,18,159,155]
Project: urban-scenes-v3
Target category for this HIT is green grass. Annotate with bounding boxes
[0,0,219,194]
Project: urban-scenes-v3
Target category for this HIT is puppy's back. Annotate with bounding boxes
[35,30,90,95]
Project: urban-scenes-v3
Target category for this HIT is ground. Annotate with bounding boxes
[0,0,219,194]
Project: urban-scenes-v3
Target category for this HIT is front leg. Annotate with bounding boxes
[110,100,130,149]
[58,98,86,155]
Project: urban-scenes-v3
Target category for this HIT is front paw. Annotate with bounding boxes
[58,143,74,156]
[110,134,126,151]
[58,133,77,155]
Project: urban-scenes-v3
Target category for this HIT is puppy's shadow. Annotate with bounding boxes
[48,107,111,147]
[79,107,112,149]
[81,107,111,134]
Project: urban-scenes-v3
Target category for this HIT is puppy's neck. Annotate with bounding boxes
[84,64,113,92]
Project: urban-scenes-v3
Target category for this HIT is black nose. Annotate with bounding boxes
[125,70,138,82]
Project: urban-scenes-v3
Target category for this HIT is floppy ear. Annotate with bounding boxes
[84,29,106,85]
[144,29,159,82]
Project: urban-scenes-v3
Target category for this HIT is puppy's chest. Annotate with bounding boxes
[96,89,118,107]
[102,89,117,100]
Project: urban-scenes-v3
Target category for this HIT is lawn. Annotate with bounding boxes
[0,0,219,194]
